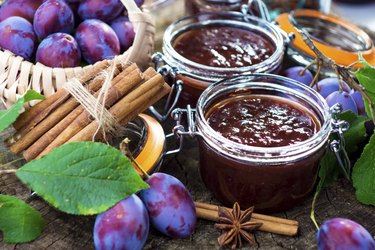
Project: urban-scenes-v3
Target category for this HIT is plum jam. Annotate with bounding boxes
[194,74,331,212]
[173,26,275,68]
[206,95,320,147]
[156,12,285,107]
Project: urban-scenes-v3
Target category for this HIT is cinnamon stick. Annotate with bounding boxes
[119,84,170,125]
[66,73,167,143]
[195,202,298,236]
[27,67,144,160]
[10,64,136,155]
[13,60,113,131]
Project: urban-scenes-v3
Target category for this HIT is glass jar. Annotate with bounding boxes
[153,11,287,109]
[185,0,247,15]
[142,0,186,51]
[114,114,166,175]
[173,74,333,212]
[276,9,375,71]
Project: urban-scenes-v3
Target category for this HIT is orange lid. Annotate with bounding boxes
[134,114,165,176]
[276,9,375,67]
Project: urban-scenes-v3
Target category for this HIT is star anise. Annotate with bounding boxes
[215,202,262,249]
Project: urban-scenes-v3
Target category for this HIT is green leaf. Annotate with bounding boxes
[0,195,45,243]
[317,149,341,190]
[16,142,149,215]
[352,133,375,206]
[355,67,375,93]
[0,90,45,133]
[338,111,369,156]
[310,150,341,228]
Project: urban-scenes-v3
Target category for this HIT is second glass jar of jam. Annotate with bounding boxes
[153,11,287,108]
[173,74,332,212]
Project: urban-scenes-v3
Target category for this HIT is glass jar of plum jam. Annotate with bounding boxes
[152,11,288,114]
[172,74,334,212]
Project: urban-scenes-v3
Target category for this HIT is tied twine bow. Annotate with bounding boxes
[63,59,124,141]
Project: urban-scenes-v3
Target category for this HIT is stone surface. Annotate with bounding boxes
[1,123,375,249]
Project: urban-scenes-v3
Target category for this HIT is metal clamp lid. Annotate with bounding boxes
[329,104,351,180]
[148,52,183,122]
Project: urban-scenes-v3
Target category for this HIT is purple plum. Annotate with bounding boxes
[326,91,358,114]
[36,33,81,68]
[282,66,314,86]
[110,16,135,53]
[94,194,149,250]
[351,91,366,116]
[75,19,120,64]
[33,0,74,40]
[317,218,375,250]
[78,0,124,22]
[0,0,44,22]
[314,77,351,98]
[0,16,36,60]
[139,173,196,238]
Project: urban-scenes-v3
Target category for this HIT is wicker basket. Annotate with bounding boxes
[0,0,155,108]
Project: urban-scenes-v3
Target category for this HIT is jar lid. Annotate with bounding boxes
[276,9,375,67]
[121,114,165,176]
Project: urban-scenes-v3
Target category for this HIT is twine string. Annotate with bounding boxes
[63,62,121,141]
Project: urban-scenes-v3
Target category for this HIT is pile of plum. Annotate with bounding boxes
[0,0,143,67]
[283,66,365,115]
[93,172,197,250]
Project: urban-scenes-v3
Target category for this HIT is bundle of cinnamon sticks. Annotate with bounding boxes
[7,62,170,161]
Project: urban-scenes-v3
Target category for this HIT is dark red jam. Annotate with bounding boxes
[173,26,275,68]
[198,93,326,212]
[205,95,320,147]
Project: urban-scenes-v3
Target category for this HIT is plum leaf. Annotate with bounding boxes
[352,133,375,206]
[0,90,44,133]
[311,150,341,228]
[338,110,369,156]
[16,142,149,215]
[0,195,45,243]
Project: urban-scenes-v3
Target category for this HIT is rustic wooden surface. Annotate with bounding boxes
[1,117,375,250]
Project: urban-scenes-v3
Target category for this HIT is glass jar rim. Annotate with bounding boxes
[195,73,332,164]
[162,11,285,78]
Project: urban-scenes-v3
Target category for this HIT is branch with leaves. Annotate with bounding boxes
[289,17,375,124]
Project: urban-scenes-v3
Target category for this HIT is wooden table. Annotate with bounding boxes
[1,120,375,249]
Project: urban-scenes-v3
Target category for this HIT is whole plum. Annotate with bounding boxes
[110,16,135,53]
[94,194,149,250]
[78,0,124,22]
[75,19,120,64]
[34,0,74,40]
[36,33,81,68]
[326,91,358,114]
[350,91,366,116]
[317,218,375,250]
[282,66,314,86]
[314,77,351,98]
[0,0,44,22]
[0,16,36,60]
[139,173,196,238]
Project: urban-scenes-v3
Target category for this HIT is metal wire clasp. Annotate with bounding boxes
[329,104,351,180]
[165,106,200,155]
[148,52,183,122]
